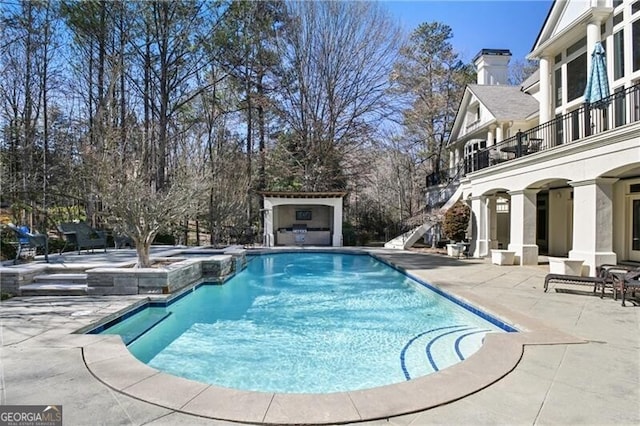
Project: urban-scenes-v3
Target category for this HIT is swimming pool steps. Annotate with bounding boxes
[20,273,89,296]
[400,324,490,379]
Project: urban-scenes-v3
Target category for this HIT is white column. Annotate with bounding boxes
[332,199,343,247]
[456,146,464,172]
[449,149,455,170]
[495,124,504,143]
[470,195,490,257]
[507,189,539,265]
[586,18,601,74]
[487,125,495,147]
[569,178,618,276]
[539,56,551,123]
[263,199,274,247]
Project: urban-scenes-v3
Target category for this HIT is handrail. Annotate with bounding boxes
[425,161,466,188]
[460,82,640,175]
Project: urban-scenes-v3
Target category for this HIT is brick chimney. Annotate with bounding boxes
[473,49,512,85]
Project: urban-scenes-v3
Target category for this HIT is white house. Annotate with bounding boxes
[444,0,640,275]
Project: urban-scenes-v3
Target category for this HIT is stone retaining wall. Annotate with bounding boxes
[0,248,246,296]
[0,264,48,295]
[87,255,234,295]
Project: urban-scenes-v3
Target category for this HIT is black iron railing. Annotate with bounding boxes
[425,161,466,188]
[463,82,640,174]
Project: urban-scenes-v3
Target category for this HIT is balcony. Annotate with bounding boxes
[463,83,640,174]
[465,118,483,134]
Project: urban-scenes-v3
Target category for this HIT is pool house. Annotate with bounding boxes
[259,191,347,247]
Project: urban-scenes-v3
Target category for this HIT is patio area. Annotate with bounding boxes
[0,248,638,425]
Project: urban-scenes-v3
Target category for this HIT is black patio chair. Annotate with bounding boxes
[610,269,640,306]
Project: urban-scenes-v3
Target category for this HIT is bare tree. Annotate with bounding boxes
[134,0,209,190]
[90,123,205,268]
[0,0,65,230]
[509,58,539,86]
[273,0,402,191]
[213,0,285,223]
[389,22,475,177]
[190,64,251,246]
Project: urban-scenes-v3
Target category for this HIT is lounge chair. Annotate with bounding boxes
[6,223,49,264]
[58,221,108,254]
[544,264,637,298]
[543,273,604,293]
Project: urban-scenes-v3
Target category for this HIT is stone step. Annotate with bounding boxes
[33,273,88,284]
[20,282,88,296]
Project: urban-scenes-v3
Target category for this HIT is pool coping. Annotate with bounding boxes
[81,250,586,425]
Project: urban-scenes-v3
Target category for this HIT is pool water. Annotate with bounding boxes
[100,252,508,393]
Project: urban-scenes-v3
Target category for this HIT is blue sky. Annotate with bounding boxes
[383,0,553,63]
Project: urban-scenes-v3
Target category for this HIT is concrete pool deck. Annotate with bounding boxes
[0,248,639,425]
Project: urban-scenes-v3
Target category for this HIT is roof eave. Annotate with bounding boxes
[528,6,613,59]
[259,191,348,199]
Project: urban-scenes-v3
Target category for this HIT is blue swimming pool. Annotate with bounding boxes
[94,252,514,393]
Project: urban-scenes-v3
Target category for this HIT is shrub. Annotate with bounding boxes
[442,201,471,242]
[342,221,356,246]
[0,239,17,261]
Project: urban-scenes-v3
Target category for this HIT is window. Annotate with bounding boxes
[614,0,623,8]
[555,68,563,106]
[614,30,625,79]
[614,86,627,127]
[496,200,509,214]
[554,113,564,145]
[567,37,586,57]
[633,200,640,251]
[554,53,562,64]
[633,1,640,15]
[613,12,624,27]
[570,109,581,141]
[633,84,640,122]
[634,19,640,71]
[566,53,587,102]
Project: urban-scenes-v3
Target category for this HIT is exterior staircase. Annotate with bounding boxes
[20,273,88,296]
[384,185,463,250]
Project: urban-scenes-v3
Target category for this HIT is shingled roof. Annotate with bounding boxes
[468,84,539,121]
[520,69,540,92]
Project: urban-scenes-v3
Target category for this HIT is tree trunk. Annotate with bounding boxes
[245,71,253,223]
[183,218,189,246]
[134,239,152,268]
